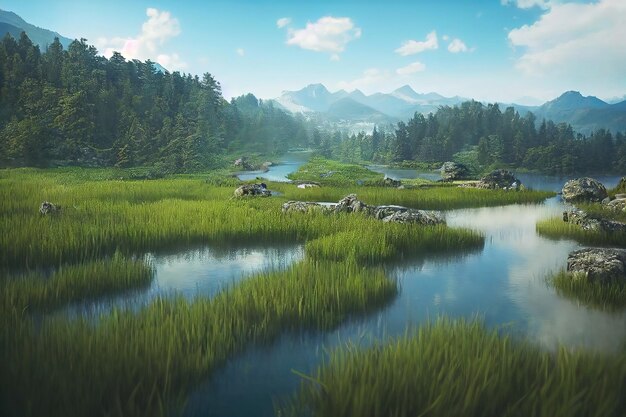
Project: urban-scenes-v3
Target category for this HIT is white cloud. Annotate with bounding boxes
[448,38,468,53]
[285,16,361,58]
[337,68,392,92]
[508,0,626,93]
[501,0,551,9]
[396,61,426,75]
[395,31,438,56]
[96,8,187,70]
[442,34,450,41]
[236,48,245,56]
[276,17,291,28]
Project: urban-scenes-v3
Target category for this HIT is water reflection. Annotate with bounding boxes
[237,152,311,182]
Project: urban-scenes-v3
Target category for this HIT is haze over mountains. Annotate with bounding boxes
[0,9,72,50]
[274,84,626,135]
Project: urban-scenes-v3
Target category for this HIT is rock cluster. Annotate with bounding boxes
[567,248,626,284]
[382,177,402,187]
[233,157,255,170]
[562,208,626,233]
[233,183,272,197]
[440,161,469,182]
[282,194,444,226]
[475,169,521,190]
[561,177,608,203]
[39,201,61,215]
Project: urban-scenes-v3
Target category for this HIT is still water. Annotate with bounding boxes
[183,192,626,417]
[236,152,311,182]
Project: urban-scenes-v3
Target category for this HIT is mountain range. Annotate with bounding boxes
[274,84,626,135]
[0,9,73,50]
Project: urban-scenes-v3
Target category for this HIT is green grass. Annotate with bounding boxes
[0,261,397,417]
[285,318,626,417]
[536,217,626,247]
[1,253,154,311]
[287,157,385,186]
[577,202,626,223]
[549,270,626,310]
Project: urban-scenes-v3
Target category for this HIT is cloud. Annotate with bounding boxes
[395,31,438,56]
[501,0,551,9]
[96,8,187,70]
[396,61,426,75]
[285,16,361,58]
[448,38,468,53]
[442,34,450,41]
[236,48,245,56]
[276,17,291,28]
[508,0,626,89]
[337,68,392,92]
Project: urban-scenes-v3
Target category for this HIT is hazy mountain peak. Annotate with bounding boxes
[545,90,608,110]
[393,85,419,98]
[0,9,73,49]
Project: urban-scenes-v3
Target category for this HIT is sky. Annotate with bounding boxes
[2,0,625,104]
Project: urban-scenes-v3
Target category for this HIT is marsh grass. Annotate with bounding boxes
[284,318,626,417]
[0,261,397,417]
[536,217,626,247]
[549,270,626,310]
[0,253,153,311]
[287,157,385,185]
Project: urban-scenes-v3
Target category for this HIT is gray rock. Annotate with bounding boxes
[440,161,469,182]
[282,201,328,213]
[373,205,409,220]
[561,177,608,203]
[233,183,272,197]
[606,198,626,213]
[382,209,445,225]
[476,169,521,190]
[297,183,320,189]
[334,194,371,214]
[601,197,612,205]
[562,208,626,233]
[382,177,401,187]
[39,201,61,215]
[567,248,626,284]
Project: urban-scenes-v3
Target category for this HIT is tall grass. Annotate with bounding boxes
[0,253,153,311]
[285,318,626,417]
[0,261,396,417]
[287,157,385,186]
[536,217,626,247]
[549,270,626,310]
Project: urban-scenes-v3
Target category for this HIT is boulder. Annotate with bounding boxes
[39,201,61,215]
[282,201,328,213]
[561,177,608,203]
[233,183,272,197]
[373,205,409,220]
[297,183,320,189]
[562,208,626,233]
[334,194,370,214]
[476,169,521,190]
[567,248,626,284]
[440,161,469,182]
[382,177,401,187]
[606,198,626,213]
[382,209,444,225]
[234,157,254,170]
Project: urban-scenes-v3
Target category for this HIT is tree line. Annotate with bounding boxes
[0,32,313,171]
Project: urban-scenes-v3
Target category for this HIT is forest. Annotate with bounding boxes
[1,32,625,175]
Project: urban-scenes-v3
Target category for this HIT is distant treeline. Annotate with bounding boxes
[0,32,313,170]
[333,101,626,174]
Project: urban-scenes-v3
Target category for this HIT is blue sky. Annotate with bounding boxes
[2,0,625,103]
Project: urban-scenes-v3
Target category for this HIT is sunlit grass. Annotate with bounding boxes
[549,270,626,310]
[536,217,626,247]
[0,261,397,417]
[284,318,626,417]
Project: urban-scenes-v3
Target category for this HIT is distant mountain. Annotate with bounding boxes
[273,84,467,128]
[0,9,73,50]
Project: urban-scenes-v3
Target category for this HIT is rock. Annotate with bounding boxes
[373,205,409,220]
[567,248,626,284]
[606,198,626,213]
[234,157,254,170]
[297,183,320,189]
[39,201,61,215]
[334,194,370,213]
[382,177,401,187]
[602,197,612,205]
[615,193,626,200]
[440,161,470,182]
[561,177,608,203]
[562,208,626,233]
[282,201,328,213]
[233,183,272,197]
[382,209,445,225]
[476,169,521,190]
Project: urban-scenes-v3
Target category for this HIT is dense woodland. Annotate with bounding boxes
[0,33,312,171]
[1,32,625,174]
[334,102,626,174]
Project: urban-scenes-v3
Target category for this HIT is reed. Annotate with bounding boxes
[285,318,626,417]
[0,261,396,417]
[549,270,626,310]
[536,217,626,247]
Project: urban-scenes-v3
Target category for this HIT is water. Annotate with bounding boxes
[63,245,304,316]
[183,192,626,417]
[237,152,311,182]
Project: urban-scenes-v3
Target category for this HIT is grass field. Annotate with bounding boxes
[536,217,626,247]
[548,270,626,310]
